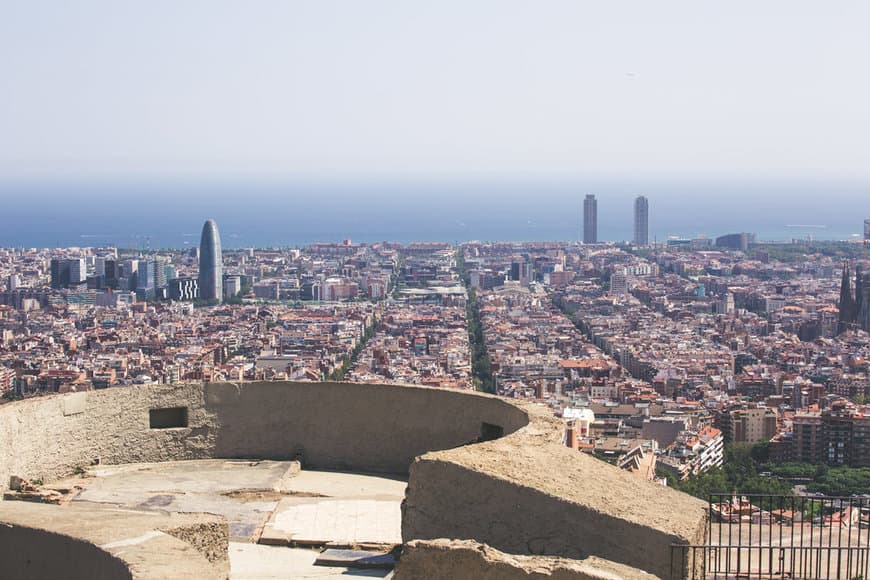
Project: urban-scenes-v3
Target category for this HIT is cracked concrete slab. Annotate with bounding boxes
[51,460,406,576]
[69,459,298,540]
[261,498,402,546]
[258,471,406,547]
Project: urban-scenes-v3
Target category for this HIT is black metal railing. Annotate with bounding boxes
[671,494,870,579]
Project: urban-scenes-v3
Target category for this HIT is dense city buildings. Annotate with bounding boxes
[348,304,471,388]
[5,231,870,578]
[634,195,648,246]
[583,194,597,244]
[463,238,870,477]
[198,219,223,302]
[3,233,870,479]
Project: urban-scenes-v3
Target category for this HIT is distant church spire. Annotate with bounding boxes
[838,262,855,334]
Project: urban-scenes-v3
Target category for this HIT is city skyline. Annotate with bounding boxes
[2,175,869,250]
[3,229,870,578]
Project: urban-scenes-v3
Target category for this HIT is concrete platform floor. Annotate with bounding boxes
[73,459,297,540]
[229,543,392,579]
[52,459,406,579]
[260,470,406,547]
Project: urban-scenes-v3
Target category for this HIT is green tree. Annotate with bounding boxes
[750,440,771,463]
[668,443,791,501]
[326,317,378,381]
[457,248,496,393]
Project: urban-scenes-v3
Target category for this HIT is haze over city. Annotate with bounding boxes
[3,1,870,248]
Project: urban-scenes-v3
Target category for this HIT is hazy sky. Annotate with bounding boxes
[2,1,870,184]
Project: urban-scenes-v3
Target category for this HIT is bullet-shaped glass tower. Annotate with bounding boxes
[198,219,223,302]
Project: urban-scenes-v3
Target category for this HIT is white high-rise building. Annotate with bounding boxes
[137,260,156,290]
[68,258,86,285]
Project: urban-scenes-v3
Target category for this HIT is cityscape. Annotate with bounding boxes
[4,202,870,479]
[4,201,870,578]
[4,1,870,578]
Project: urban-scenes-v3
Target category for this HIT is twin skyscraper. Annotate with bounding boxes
[582,195,648,246]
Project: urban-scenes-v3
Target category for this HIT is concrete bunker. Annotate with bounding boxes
[0,381,706,578]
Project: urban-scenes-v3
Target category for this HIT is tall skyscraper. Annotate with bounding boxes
[50,259,69,289]
[198,219,223,302]
[49,258,85,289]
[583,194,597,243]
[634,195,649,246]
[137,260,156,290]
[68,258,86,285]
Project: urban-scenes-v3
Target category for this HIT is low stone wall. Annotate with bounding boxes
[205,381,529,473]
[0,381,529,491]
[402,403,707,579]
[395,539,652,580]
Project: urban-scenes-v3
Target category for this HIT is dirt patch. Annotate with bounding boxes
[161,520,230,564]
[222,489,327,501]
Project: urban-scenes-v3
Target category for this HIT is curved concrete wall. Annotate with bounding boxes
[206,381,529,472]
[0,381,529,490]
[402,403,708,579]
[0,502,228,580]
[0,524,132,580]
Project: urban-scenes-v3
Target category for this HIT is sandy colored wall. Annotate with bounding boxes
[402,404,707,579]
[0,381,529,489]
[0,502,228,580]
[0,525,133,580]
[0,382,707,578]
[206,381,529,472]
[395,539,653,580]
[0,384,214,491]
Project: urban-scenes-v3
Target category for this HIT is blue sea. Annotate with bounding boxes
[0,179,866,249]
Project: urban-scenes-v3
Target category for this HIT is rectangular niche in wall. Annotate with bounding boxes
[479,422,504,442]
[149,407,189,429]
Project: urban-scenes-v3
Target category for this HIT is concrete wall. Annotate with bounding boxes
[0,382,706,578]
[0,384,214,491]
[206,381,529,472]
[395,539,652,580]
[402,403,707,579]
[0,381,529,490]
[0,502,228,580]
[0,525,133,580]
